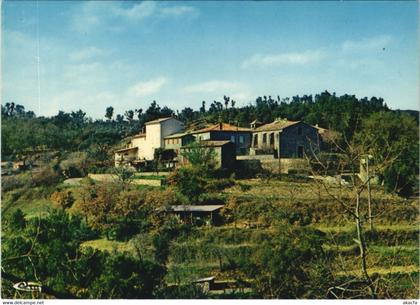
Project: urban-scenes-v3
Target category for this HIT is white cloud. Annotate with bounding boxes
[241,50,325,69]
[113,1,157,21]
[128,77,168,97]
[161,5,199,17]
[70,2,198,33]
[342,35,392,52]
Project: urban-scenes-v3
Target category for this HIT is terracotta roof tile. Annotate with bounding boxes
[193,123,251,133]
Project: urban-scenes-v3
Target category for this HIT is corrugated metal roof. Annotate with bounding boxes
[166,205,224,212]
[254,119,300,132]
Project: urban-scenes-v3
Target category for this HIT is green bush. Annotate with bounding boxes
[167,167,207,202]
[234,160,263,179]
[31,166,62,187]
[205,178,235,193]
[1,176,28,192]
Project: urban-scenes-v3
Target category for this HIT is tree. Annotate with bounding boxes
[180,141,216,173]
[354,111,419,197]
[224,95,230,109]
[2,210,166,299]
[135,108,143,120]
[307,129,404,299]
[200,101,206,113]
[9,209,26,230]
[51,189,75,211]
[125,110,134,122]
[105,106,114,121]
[78,182,120,237]
[167,167,207,203]
[90,252,166,298]
[235,225,333,298]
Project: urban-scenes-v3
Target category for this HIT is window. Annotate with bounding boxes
[230,135,235,143]
[253,134,258,147]
[297,146,304,158]
[262,133,267,144]
[269,133,274,146]
[239,135,244,144]
[297,127,302,136]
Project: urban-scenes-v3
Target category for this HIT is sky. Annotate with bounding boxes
[2,1,419,118]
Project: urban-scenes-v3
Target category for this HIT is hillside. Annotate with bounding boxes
[2,171,418,298]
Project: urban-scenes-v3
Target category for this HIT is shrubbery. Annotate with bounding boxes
[1,210,166,299]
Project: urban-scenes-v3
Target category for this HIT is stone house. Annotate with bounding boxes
[115,117,184,167]
[251,119,320,158]
[180,140,236,169]
[192,123,252,155]
[163,132,195,155]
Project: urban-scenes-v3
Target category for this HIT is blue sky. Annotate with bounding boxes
[2,1,419,118]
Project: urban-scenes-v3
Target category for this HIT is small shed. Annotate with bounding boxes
[163,205,224,224]
[193,276,216,292]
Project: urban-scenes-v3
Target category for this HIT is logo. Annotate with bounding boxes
[13,281,42,292]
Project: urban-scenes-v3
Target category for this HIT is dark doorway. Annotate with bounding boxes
[297,146,304,158]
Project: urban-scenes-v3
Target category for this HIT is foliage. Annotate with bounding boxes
[1,210,166,298]
[204,178,235,193]
[180,141,217,173]
[8,208,26,230]
[167,167,208,203]
[31,166,62,187]
[237,225,333,298]
[354,111,419,197]
[89,252,166,298]
[59,152,89,178]
[50,189,75,210]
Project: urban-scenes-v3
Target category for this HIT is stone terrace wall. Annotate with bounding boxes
[88,174,163,186]
[237,155,310,174]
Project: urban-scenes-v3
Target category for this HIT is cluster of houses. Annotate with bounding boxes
[115,116,333,173]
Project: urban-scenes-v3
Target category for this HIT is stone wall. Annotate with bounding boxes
[236,155,310,174]
[88,174,164,186]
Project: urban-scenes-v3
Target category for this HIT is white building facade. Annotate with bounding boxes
[115,117,184,166]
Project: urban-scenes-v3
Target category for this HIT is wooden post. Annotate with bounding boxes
[278,131,282,175]
[367,156,373,231]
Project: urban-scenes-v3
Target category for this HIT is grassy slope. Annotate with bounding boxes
[3,175,419,297]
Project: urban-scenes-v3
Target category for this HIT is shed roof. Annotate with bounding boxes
[181,140,232,148]
[254,119,301,132]
[166,205,224,212]
[192,123,251,133]
[164,131,191,139]
[193,276,216,283]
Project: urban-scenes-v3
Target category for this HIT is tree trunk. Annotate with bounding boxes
[355,192,376,298]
